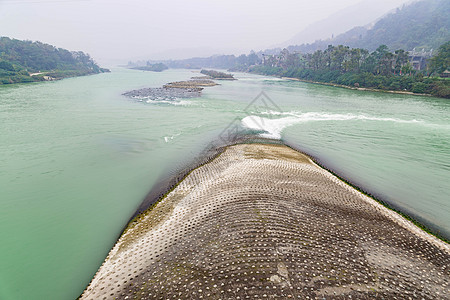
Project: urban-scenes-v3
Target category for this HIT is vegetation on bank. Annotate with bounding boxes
[200,69,235,79]
[0,37,109,84]
[250,43,450,98]
[132,63,168,72]
[429,41,450,75]
[134,52,261,70]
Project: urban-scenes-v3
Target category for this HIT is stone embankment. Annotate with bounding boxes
[81,143,449,299]
[123,78,218,101]
[163,80,218,89]
[123,87,202,101]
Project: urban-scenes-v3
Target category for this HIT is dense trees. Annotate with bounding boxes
[132,51,263,71]
[0,60,15,72]
[200,69,235,79]
[132,63,168,72]
[0,37,108,84]
[251,44,450,99]
[163,54,240,69]
[429,41,450,75]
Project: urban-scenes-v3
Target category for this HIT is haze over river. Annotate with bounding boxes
[0,68,449,300]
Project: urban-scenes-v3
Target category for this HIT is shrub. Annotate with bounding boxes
[411,82,427,93]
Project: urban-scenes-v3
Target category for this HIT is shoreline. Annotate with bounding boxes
[80,141,449,299]
[279,76,432,97]
[0,70,110,86]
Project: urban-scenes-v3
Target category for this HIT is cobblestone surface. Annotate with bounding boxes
[81,143,449,300]
[123,87,202,101]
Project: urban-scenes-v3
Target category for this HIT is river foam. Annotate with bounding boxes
[242,110,432,139]
[134,97,193,106]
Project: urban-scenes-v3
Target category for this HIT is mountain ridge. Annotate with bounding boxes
[279,0,412,48]
[281,0,449,53]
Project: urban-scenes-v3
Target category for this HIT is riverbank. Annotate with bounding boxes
[0,69,110,85]
[0,37,110,85]
[247,64,450,98]
[80,142,449,299]
[281,76,432,97]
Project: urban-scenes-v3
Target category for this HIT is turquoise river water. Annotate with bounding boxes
[0,68,449,299]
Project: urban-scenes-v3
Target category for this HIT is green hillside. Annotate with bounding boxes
[350,0,450,51]
[287,0,450,53]
[0,37,109,84]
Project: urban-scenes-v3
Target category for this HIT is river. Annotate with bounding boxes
[0,68,449,300]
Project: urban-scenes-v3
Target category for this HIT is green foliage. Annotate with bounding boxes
[249,65,283,76]
[429,41,450,75]
[411,82,428,93]
[352,0,450,51]
[0,36,108,85]
[200,69,235,79]
[0,60,15,71]
[429,80,450,98]
[251,43,450,99]
[132,63,168,72]
[132,51,263,71]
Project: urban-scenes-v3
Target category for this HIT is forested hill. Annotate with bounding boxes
[0,37,109,84]
[286,0,450,53]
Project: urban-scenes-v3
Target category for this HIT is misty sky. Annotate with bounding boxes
[0,0,411,64]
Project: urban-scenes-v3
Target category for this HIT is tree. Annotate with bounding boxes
[309,50,326,71]
[394,49,409,74]
[401,62,414,75]
[286,52,302,68]
[343,48,362,73]
[330,45,350,72]
[371,45,394,76]
[0,60,15,71]
[0,37,107,84]
[429,41,450,75]
[247,51,260,65]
